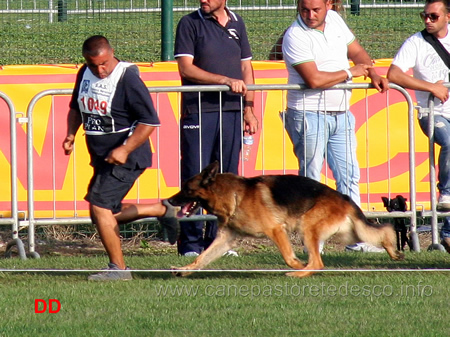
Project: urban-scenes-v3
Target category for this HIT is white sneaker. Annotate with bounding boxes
[87,263,133,281]
[223,250,239,257]
[437,194,450,211]
[303,241,325,254]
[183,251,200,257]
[345,242,385,253]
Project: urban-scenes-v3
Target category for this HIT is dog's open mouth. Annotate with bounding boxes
[178,201,200,218]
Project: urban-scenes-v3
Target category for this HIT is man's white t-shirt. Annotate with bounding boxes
[392,28,450,117]
[282,10,355,111]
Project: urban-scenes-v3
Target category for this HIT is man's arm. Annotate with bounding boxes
[176,56,249,95]
[347,39,389,93]
[241,59,258,134]
[105,124,156,165]
[387,64,449,103]
[292,38,372,89]
[292,60,371,89]
[62,108,82,155]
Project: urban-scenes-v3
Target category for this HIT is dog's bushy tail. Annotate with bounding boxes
[351,206,404,260]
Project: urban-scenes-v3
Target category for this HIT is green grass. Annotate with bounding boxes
[0,250,448,336]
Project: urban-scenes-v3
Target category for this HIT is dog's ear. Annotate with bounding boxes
[396,195,408,212]
[381,197,389,207]
[200,161,219,187]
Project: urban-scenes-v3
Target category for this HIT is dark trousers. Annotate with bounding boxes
[177,111,242,255]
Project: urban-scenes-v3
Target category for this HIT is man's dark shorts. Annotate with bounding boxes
[85,163,145,214]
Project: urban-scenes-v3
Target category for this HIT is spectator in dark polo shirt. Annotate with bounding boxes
[174,0,259,256]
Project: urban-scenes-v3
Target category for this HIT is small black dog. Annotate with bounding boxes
[382,195,412,251]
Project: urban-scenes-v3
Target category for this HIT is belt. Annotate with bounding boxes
[319,111,346,116]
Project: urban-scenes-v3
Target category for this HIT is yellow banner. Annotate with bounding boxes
[0,60,433,217]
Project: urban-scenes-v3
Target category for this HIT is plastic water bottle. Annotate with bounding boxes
[243,134,254,162]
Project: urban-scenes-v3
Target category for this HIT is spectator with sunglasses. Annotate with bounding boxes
[388,0,450,253]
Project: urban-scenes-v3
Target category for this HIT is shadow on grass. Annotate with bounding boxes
[2,250,447,281]
[137,250,450,280]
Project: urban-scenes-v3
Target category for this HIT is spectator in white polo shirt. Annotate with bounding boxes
[282,0,389,253]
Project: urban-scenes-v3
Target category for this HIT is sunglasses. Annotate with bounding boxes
[420,12,440,22]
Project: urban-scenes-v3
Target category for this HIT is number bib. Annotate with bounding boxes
[78,62,134,135]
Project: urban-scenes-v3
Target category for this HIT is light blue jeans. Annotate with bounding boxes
[418,115,450,240]
[284,108,361,206]
[442,218,450,240]
[418,115,450,196]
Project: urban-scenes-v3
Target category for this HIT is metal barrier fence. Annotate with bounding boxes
[0,92,27,258]
[2,82,433,259]
[413,92,450,252]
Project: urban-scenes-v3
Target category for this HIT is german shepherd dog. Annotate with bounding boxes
[169,162,404,278]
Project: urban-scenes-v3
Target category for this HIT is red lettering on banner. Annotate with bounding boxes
[149,92,180,187]
[31,97,72,190]
[0,96,73,190]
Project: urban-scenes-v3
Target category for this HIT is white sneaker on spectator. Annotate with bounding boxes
[303,241,325,254]
[345,242,385,253]
[437,194,450,211]
[223,250,239,257]
[183,251,200,257]
[87,263,133,281]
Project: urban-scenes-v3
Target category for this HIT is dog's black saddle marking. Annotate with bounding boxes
[259,175,330,214]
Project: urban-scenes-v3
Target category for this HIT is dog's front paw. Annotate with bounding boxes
[171,266,193,277]
[393,251,405,261]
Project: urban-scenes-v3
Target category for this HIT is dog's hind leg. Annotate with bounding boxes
[380,231,405,261]
[264,225,305,270]
[286,231,324,278]
[172,227,237,277]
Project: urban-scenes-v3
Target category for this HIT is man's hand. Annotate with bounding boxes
[243,108,259,134]
[349,64,371,78]
[223,77,248,95]
[105,146,130,165]
[369,72,389,93]
[350,64,389,93]
[431,80,449,103]
[62,135,75,155]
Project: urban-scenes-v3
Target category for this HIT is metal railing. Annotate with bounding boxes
[0,91,27,259]
[5,82,423,258]
[413,91,450,252]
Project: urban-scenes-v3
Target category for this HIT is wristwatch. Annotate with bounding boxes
[244,101,254,108]
[344,69,353,81]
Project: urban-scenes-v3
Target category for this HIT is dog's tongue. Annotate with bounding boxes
[178,203,195,217]
[177,208,186,218]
